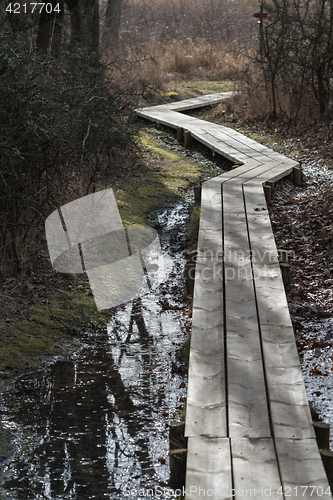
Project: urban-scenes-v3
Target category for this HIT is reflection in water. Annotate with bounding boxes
[0,198,192,499]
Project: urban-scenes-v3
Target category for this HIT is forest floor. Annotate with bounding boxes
[0,117,226,384]
[2,80,333,424]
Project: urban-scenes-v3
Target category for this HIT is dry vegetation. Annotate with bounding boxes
[101,0,258,97]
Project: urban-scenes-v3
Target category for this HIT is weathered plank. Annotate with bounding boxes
[163,92,233,111]
[135,94,332,498]
[276,438,330,498]
[232,438,282,499]
[185,437,232,500]
[191,129,250,164]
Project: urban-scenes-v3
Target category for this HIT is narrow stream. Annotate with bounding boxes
[0,196,193,500]
[3,137,333,499]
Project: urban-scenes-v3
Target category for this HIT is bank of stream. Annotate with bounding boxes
[0,125,228,499]
[3,107,333,498]
[0,197,192,499]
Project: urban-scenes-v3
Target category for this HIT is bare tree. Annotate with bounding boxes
[258,0,333,118]
[69,0,99,55]
[103,0,122,49]
[36,0,65,56]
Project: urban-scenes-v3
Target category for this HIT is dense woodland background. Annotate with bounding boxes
[1,0,333,278]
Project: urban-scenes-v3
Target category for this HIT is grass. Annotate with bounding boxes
[164,79,236,99]
[0,121,226,383]
[115,127,225,226]
[0,279,111,377]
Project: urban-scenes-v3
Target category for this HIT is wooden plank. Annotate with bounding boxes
[207,123,278,154]
[191,129,250,164]
[216,130,288,164]
[165,92,233,111]
[275,438,332,498]
[186,349,225,412]
[193,263,223,295]
[223,182,272,438]
[223,162,285,186]
[254,274,293,327]
[185,403,227,439]
[242,179,316,440]
[261,325,300,369]
[186,172,225,439]
[186,259,225,439]
[137,94,329,495]
[232,438,282,499]
[225,261,271,439]
[190,325,223,354]
[225,287,271,438]
[203,127,279,163]
[227,354,271,438]
[247,163,296,184]
[219,161,265,182]
[185,437,232,500]
[136,108,198,130]
[236,162,286,181]
[266,363,314,439]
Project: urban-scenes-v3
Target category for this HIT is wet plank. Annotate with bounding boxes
[185,173,226,439]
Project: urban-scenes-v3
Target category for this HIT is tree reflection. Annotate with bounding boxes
[3,294,182,499]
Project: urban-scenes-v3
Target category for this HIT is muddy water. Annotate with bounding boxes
[0,197,193,500]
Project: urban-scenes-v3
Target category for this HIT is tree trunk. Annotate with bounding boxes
[103,0,122,49]
[70,0,99,55]
[36,0,64,57]
[317,68,328,115]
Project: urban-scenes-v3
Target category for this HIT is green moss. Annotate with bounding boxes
[187,206,201,248]
[176,335,191,366]
[168,80,235,98]
[115,130,211,226]
[160,91,179,98]
[0,284,111,375]
[249,133,269,144]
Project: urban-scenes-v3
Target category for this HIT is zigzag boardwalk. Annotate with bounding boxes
[135,95,331,499]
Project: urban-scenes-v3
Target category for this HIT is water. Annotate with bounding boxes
[0,197,193,500]
[3,157,333,498]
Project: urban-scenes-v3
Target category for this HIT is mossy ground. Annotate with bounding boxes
[0,90,229,469]
[114,126,228,226]
[0,119,225,384]
[0,275,111,378]
[164,80,236,99]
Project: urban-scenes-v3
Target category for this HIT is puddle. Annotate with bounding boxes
[0,196,193,499]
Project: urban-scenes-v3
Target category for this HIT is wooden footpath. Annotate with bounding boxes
[135,95,331,499]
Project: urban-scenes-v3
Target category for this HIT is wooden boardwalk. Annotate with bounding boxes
[135,95,331,499]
